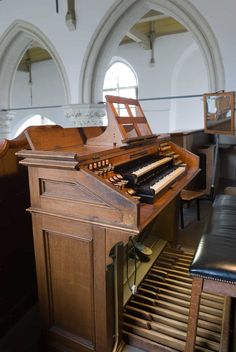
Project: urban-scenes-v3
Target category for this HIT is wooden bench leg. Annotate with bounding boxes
[180,200,184,229]
[185,277,203,352]
[196,198,200,221]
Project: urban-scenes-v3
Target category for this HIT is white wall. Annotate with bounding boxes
[12,60,65,108]
[114,33,208,133]
[170,41,208,131]
[189,0,236,91]
[1,0,236,135]
[0,0,235,101]
[11,70,31,108]
[0,0,116,103]
[11,32,208,135]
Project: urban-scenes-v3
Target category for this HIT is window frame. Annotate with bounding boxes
[103,61,138,105]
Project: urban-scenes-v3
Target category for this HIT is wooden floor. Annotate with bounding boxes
[123,345,145,352]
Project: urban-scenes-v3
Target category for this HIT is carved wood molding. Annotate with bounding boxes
[17,149,79,170]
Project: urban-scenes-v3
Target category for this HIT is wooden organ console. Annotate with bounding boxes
[17,96,210,352]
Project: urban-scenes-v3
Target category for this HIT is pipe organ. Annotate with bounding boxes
[17,96,203,351]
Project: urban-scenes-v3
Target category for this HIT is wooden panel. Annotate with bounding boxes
[170,130,209,151]
[24,125,85,151]
[0,134,28,175]
[40,178,109,205]
[197,145,216,195]
[82,127,105,140]
[44,230,94,342]
[24,125,106,152]
[148,197,179,243]
[93,226,111,352]
[32,213,95,351]
[29,167,138,230]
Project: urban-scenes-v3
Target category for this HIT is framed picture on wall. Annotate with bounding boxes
[204,91,235,135]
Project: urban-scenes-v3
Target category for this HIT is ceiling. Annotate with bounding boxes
[18,10,187,71]
[18,47,52,71]
[121,10,187,47]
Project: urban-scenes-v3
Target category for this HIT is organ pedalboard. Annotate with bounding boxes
[123,246,228,352]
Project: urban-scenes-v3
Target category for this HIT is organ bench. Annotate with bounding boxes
[185,194,236,351]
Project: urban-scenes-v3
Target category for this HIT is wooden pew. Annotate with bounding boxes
[0,131,35,336]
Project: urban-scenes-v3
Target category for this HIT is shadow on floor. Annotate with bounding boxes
[177,198,212,251]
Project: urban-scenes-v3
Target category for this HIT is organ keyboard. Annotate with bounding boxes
[97,144,188,203]
[149,165,186,195]
[17,96,201,352]
[130,156,172,177]
[114,154,173,181]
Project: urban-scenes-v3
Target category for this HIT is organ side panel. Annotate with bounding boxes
[31,213,96,352]
[26,165,139,231]
[30,208,136,352]
[26,161,138,352]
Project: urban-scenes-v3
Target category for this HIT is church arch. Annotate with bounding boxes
[80,0,224,104]
[0,20,70,109]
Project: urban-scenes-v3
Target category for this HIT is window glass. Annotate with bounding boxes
[103,61,138,100]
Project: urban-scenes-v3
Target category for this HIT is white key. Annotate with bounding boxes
[132,157,172,177]
[150,167,186,194]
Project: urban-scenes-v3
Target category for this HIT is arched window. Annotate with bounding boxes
[14,115,55,137]
[103,61,138,101]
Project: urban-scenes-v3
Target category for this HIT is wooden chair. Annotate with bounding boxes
[179,189,206,228]
[185,194,236,351]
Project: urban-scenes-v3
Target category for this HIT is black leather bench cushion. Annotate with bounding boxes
[190,232,236,283]
[204,207,236,237]
[189,194,236,283]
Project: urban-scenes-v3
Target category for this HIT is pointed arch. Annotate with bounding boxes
[13,115,56,138]
[0,20,70,109]
[80,0,224,104]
